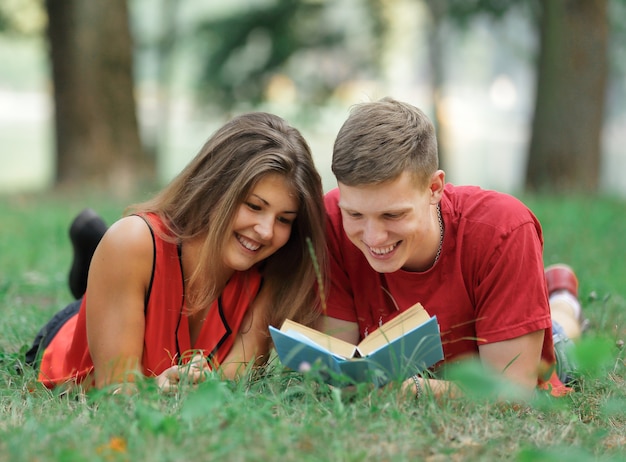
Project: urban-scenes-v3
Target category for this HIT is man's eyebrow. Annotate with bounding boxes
[252,194,298,214]
[338,202,410,214]
[381,207,411,214]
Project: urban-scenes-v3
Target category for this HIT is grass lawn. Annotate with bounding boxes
[1,190,625,462]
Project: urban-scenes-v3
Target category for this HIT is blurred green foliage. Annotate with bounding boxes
[192,0,384,108]
[0,0,45,36]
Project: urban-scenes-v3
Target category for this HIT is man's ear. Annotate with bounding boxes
[429,170,445,204]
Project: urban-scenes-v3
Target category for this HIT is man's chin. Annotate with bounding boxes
[365,255,402,274]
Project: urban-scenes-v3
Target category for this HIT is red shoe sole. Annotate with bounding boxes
[545,264,578,297]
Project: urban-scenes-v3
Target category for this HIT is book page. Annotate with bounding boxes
[279,330,347,360]
[280,319,358,359]
[356,303,430,357]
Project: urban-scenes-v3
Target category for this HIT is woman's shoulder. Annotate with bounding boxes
[87,216,156,305]
[98,215,155,260]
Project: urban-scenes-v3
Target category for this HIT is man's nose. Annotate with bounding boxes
[362,219,387,245]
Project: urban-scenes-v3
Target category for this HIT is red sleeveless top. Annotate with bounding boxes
[38,213,262,388]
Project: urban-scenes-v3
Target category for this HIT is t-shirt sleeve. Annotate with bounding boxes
[323,190,359,323]
[472,220,552,344]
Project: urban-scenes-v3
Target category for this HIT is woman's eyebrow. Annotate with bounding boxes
[251,194,298,214]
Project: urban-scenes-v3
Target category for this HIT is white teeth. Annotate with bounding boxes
[237,234,261,251]
[369,243,396,255]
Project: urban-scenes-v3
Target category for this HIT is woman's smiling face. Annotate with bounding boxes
[223,173,299,272]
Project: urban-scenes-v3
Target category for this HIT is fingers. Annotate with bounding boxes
[189,353,210,371]
[156,354,211,393]
[188,353,210,383]
[156,365,181,393]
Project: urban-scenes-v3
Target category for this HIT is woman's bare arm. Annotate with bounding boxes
[85,216,154,388]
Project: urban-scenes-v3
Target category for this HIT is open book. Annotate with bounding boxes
[269,303,444,386]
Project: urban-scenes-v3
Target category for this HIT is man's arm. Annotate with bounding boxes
[403,329,544,401]
[320,314,543,400]
[478,329,545,392]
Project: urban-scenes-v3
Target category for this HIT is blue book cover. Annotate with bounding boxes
[269,306,444,386]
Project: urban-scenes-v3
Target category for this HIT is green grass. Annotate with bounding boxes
[1,191,625,462]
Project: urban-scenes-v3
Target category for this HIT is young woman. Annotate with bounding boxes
[26,112,327,393]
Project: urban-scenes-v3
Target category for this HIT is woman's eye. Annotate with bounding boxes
[246,202,261,211]
[277,216,293,225]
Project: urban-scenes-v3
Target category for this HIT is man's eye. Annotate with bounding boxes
[384,213,402,219]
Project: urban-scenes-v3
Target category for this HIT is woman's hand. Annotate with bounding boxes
[156,353,211,393]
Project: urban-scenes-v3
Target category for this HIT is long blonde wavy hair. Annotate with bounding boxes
[126,112,327,328]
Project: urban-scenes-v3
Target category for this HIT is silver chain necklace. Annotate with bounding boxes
[432,203,444,266]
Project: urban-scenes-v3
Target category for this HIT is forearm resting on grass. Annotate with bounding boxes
[155,354,211,393]
[318,316,544,401]
[108,348,266,395]
[405,331,545,401]
[156,338,270,394]
[319,316,463,399]
[401,375,461,400]
[103,355,212,395]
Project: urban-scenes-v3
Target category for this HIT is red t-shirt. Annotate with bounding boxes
[38,213,262,388]
[325,184,558,387]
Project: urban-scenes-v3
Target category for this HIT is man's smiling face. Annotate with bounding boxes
[338,171,441,273]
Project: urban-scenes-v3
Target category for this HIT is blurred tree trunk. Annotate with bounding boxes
[424,0,449,172]
[45,0,153,195]
[526,0,608,192]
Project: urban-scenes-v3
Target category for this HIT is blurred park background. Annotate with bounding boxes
[0,0,624,197]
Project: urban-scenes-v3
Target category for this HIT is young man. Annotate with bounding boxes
[320,97,582,399]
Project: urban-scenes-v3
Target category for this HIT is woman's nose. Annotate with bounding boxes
[254,216,274,240]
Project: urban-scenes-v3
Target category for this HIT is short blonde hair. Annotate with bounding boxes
[332,97,439,188]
